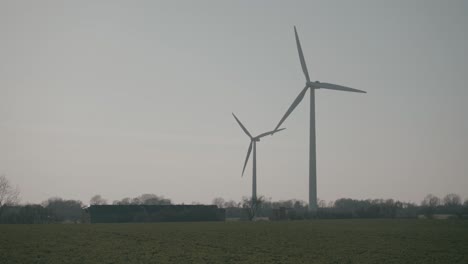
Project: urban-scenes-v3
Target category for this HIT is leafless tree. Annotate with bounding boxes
[422,194,440,207]
[317,199,327,208]
[116,197,131,205]
[421,194,440,218]
[212,197,225,208]
[111,194,171,205]
[443,193,461,206]
[136,194,171,205]
[242,196,265,221]
[90,194,107,205]
[0,175,20,207]
[43,197,83,222]
[223,199,239,208]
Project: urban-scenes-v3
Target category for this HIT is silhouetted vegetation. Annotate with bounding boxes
[0,175,20,207]
[1,175,467,224]
[89,194,107,205]
[214,194,468,220]
[112,193,172,205]
[42,197,84,223]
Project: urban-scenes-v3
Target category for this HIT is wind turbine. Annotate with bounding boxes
[275,26,366,212]
[233,113,285,203]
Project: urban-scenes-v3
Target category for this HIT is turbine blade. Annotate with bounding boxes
[242,141,253,177]
[256,128,286,139]
[294,26,310,82]
[275,86,309,130]
[316,82,366,93]
[232,113,253,139]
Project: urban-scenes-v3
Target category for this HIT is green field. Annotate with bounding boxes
[1,219,467,263]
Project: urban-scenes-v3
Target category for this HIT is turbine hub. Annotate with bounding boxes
[307,81,320,88]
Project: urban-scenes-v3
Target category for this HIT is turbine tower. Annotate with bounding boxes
[275,26,366,212]
[233,113,285,202]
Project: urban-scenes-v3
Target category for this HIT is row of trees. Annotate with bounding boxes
[212,194,468,220]
[211,194,468,210]
[0,194,173,224]
[1,175,468,223]
[110,194,171,206]
[0,175,176,223]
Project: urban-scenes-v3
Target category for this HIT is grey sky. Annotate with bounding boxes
[1,0,467,205]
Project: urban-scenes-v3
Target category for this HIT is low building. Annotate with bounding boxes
[86,205,225,223]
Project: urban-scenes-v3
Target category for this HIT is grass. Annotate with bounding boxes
[1,219,467,263]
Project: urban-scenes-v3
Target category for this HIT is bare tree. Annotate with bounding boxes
[43,197,84,222]
[111,194,171,205]
[116,197,131,205]
[0,175,20,207]
[135,194,171,205]
[421,194,440,218]
[212,197,225,208]
[90,195,107,205]
[317,199,327,208]
[422,194,440,207]
[443,193,461,206]
[224,200,239,208]
[242,196,265,221]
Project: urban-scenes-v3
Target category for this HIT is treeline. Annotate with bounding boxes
[0,177,174,224]
[0,194,173,224]
[1,175,468,223]
[213,194,468,220]
[1,194,467,224]
[0,198,84,224]
[110,194,171,206]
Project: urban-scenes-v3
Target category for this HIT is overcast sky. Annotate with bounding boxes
[1,0,467,205]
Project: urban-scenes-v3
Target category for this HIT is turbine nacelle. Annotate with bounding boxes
[232,112,286,177]
[307,81,321,89]
[274,26,367,211]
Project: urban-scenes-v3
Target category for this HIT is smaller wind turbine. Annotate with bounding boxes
[232,113,285,202]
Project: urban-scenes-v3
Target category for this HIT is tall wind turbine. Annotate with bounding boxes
[233,113,285,202]
[275,26,366,212]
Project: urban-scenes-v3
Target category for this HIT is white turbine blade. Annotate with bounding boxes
[316,82,366,93]
[294,26,310,82]
[275,86,309,130]
[256,128,286,139]
[241,141,253,177]
[232,113,253,139]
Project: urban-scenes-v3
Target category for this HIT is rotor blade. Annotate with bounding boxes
[232,113,253,139]
[241,141,253,177]
[316,82,366,93]
[294,26,310,82]
[255,128,286,139]
[275,86,309,130]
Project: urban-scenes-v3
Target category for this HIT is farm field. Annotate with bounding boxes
[1,219,467,264]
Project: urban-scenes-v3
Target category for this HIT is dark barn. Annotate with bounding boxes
[87,205,225,223]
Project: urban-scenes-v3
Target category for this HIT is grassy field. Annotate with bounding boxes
[1,219,467,263]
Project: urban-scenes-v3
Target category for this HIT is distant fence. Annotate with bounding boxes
[86,205,225,223]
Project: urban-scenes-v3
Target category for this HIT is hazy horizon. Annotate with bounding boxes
[1,0,467,205]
